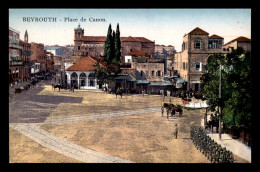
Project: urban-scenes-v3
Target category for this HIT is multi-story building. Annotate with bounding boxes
[20,30,32,80]
[73,24,155,64]
[9,27,32,84]
[30,42,48,74]
[173,27,251,92]
[155,44,176,75]
[174,27,226,91]
[46,51,54,73]
[155,44,176,56]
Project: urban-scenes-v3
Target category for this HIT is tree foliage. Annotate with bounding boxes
[201,47,251,131]
[114,23,121,66]
[94,23,122,87]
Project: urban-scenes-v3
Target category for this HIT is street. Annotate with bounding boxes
[9,79,249,163]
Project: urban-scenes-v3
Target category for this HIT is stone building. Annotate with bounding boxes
[174,27,226,91]
[73,24,155,64]
[223,36,251,52]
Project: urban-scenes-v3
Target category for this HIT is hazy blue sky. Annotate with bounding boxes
[9,8,251,52]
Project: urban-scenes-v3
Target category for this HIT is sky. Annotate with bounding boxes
[9,8,251,52]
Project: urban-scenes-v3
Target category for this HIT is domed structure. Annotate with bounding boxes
[75,24,83,31]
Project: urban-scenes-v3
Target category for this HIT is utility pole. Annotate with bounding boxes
[219,64,222,140]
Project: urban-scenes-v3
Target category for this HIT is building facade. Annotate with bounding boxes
[173,27,251,92]
[73,24,155,64]
[30,42,54,75]
[174,27,226,91]
[65,56,101,90]
[9,28,32,85]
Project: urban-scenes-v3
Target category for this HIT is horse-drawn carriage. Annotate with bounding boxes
[161,102,183,119]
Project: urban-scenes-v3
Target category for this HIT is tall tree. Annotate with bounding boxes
[94,24,121,89]
[114,23,121,66]
[104,24,113,64]
[111,30,116,65]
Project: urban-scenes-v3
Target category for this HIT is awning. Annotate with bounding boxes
[149,81,172,86]
[190,80,201,84]
[115,75,136,82]
[136,80,150,84]
[174,77,186,83]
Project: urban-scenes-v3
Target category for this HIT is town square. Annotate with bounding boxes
[9,9,251,164]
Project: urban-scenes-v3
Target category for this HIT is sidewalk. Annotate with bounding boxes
[207,133,251,163]
[201,119,251,163]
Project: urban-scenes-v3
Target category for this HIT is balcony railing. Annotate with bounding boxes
[9,38,22,49]
[9,60,23,66]
[9,54,21,61]
[22,50,33,56]
[9,43,22,49]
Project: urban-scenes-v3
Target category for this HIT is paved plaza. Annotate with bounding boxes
[9,80,250,163]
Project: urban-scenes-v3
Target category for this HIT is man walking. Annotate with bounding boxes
[173,123,178,139]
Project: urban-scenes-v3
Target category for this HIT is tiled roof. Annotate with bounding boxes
[209,34,223,39]
[234,36,251,42]
[66,56,118,71]
[81,36,154,43]
[224,36,251,46]
[120,36,139,42]
[82,36,107,42]
[188,27,209,35]
[134,37,154,43]
[66,56,103,71]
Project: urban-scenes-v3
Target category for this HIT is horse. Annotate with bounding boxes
[116,88,123,98]
[162,103,183,118]
[52,83,61,91]
[14,88,22,94]
[175,105,183,117]
[31,80,37,87]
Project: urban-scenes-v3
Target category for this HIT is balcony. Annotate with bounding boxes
[22,50,33,56]
[9,54,21,61]
[9,60,23,66]
[9,38,22,49]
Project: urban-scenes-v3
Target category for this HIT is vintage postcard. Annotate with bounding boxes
[9,8,251,163]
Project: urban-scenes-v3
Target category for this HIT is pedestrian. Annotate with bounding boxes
[173,123,178,139]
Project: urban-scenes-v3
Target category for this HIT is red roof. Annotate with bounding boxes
[133,37,154,42]
[66,56,103,71]
[81,36,154,43]
[224,36,251,46]
[82,36,107,42]
[209,34,223,39]
[66,56,118,71]
[188,27,209,35]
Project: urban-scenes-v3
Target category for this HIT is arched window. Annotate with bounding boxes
[151,71,155,76]
[78,32,81,38]
[79,73,86,86]
[157,71,161,77]
[71,72,78,88]
[88,73,95,87]
[71,72,78,78]
[140,71,144,77]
